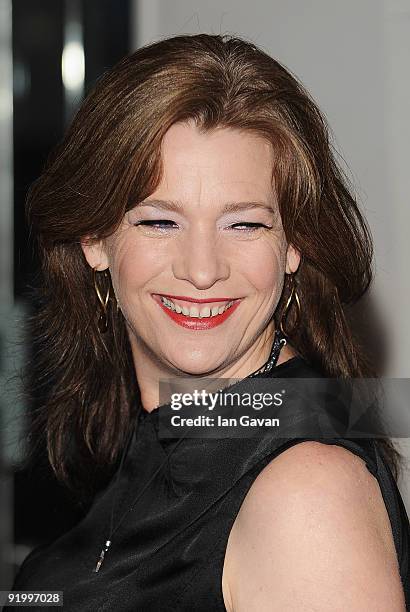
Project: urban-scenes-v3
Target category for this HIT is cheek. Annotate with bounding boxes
[109,237,166,298]
[239,238,286,292]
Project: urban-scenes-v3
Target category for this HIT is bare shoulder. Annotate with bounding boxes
[222,441,405,612]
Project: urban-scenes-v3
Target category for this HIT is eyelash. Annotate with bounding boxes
[133,220,271,232]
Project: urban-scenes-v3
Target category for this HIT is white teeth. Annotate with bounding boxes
[189,306,199,318]
[160,296,235,318]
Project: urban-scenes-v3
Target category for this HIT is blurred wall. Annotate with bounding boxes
[132,0,410,509]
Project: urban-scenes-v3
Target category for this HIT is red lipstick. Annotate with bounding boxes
[152,295,241,330]
[156,294,234,304]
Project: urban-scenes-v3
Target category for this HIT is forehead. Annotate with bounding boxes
[155,121,275,199]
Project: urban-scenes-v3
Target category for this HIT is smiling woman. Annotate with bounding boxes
[81,122,300,395]
[6,33,409,611]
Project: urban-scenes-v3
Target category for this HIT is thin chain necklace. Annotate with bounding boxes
[94,329,287,573]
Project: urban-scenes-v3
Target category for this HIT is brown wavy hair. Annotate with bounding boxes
[20,33,401,503]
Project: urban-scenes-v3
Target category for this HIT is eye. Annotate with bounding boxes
[229,222,272,232]
[132,220,272,232]
[133,220,178,230]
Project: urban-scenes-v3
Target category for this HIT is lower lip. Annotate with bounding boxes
[152,295,241,330]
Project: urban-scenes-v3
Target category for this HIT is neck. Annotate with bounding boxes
[128,325,298,413]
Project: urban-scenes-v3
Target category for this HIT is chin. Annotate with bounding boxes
[167,353,223,377]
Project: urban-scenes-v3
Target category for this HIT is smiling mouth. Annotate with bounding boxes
[152,293,241,328]
[155,294,238,318]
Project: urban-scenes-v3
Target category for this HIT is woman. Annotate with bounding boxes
[7,34,409,610]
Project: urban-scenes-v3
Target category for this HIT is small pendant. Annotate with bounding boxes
[94,540,111,573]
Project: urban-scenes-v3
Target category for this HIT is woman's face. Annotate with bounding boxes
[82,120,300,376]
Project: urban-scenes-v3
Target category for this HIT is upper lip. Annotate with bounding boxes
[154,293,239,304]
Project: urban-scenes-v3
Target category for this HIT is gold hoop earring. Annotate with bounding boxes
[279,273,301,336]
[93,267,111,333]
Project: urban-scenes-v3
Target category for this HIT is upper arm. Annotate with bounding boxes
[223,441,406,612]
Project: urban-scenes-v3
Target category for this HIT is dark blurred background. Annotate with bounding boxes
[1,0,132,588]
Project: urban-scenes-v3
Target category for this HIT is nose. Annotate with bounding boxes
[172,225,230,290]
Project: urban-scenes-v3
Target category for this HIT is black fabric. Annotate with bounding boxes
[6,356,410,611]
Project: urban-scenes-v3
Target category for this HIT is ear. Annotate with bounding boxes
[285,243,301,274]
[80,236,110,271]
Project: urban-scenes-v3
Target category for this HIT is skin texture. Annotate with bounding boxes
[82,120,300,411]
[222,441,406,611]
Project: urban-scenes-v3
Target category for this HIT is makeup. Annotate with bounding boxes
[152,294,241,330]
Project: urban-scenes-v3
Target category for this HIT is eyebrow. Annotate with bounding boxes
[138,199,275,214]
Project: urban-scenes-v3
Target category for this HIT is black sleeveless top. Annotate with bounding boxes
[6,356,410,611]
